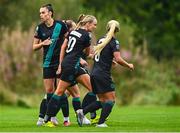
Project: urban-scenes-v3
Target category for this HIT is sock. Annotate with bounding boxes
[38,93,53,119]
[98,101,115,124]
[64,117,70,122]
[44,94,61,123]
[72,97,81,111]
[47,93,53,103]
[82,92,97,119]
[83,101,102,115]
[90,112,96,119]
[60,94,69,117]
[82,92,97,109]
[39,98,47,118]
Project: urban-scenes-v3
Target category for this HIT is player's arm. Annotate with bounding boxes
[84,46,91,57]
[56,38,68,74]
[33,37,52,51]
[80,58,88,67]
[59,38,68,65]
[113,51,134,70]
[84,32,92,57]
[33,37,42,51]
[112,59,118,67]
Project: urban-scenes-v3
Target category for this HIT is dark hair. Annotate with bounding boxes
[42,4,54,17]
[64,20,72,30]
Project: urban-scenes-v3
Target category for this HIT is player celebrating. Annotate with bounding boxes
[76,20,134,127]
[43,15,97,127]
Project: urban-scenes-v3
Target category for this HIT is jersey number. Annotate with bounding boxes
[94,54,100,62]
[94,38,105,62]
[66,36,76,53]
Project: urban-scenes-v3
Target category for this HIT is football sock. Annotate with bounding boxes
[60,94,69,117]
[47,93,53,102]
[38,93,53,118]
[39,98,47,118]
[44,94,61,123]
[83,101,102,115]
[72,97,81,111]
[90,112,97,119]
[98,101,115,124]
[82,92,97,108]
[64,117,70,122]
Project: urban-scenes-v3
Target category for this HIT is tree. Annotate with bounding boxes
[82,0,180,60]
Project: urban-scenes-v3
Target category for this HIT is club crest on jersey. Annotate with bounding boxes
[42,33,46,37]
[116,45,120,50]
[115,40,119,45]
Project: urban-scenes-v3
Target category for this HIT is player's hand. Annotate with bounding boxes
[88,53,94,59]
[112,59,118,67]
[42,37,52,46]
[80,59,88,67]
[56,65,61,75]
[128,63,134,71]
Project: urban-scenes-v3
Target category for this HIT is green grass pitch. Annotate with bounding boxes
[0,105,180,132]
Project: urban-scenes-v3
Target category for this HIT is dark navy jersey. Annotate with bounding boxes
[81,52,88,60]
[91,37,120,76]
[34,20,67,68]
[62,29,91,68]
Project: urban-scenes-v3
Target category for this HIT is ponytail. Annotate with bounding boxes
[77,14,86,23]
[94,20,120,55]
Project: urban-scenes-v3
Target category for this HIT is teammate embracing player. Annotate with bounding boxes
[76,20,134,127]
[43,15,97,127]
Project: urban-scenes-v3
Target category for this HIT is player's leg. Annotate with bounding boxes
[96,91,115,127]
[44,79,71,124]
[68,84,81,112]
[56,77,70,126]
[76,72,97,115]
[37,77,55,126]
[68,85,91,125]
[60,93,70,126]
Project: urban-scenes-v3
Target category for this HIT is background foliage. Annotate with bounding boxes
[0,0,179,107]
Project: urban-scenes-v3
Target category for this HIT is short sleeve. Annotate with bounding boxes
[66,33,70,41]
[84,32,91,47]
[34,26,40,38]
[111,39,120,52]
[61,22,68,35]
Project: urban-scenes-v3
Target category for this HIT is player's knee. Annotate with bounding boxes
[46,88,54,93]
[72,93,80,98]
[55,89,64,96]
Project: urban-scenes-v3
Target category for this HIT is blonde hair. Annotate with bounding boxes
[77,14,86,23]
[94,20,120,55]
[75,15,96,30]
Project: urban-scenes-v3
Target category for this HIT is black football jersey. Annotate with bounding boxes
[34,20,67,68]
[62,29,91,68]
[91,37,120,76]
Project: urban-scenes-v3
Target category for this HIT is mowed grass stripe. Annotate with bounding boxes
[0,105,180,132]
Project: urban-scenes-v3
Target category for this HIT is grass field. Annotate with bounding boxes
[0,105,180,132]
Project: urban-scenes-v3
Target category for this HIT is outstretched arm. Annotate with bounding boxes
[113,51,134,70]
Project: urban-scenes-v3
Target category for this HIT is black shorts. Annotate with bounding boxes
[43,66,60,79]
[91,74,115,94]
[60,66,87,84]
[80,65,90,75]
